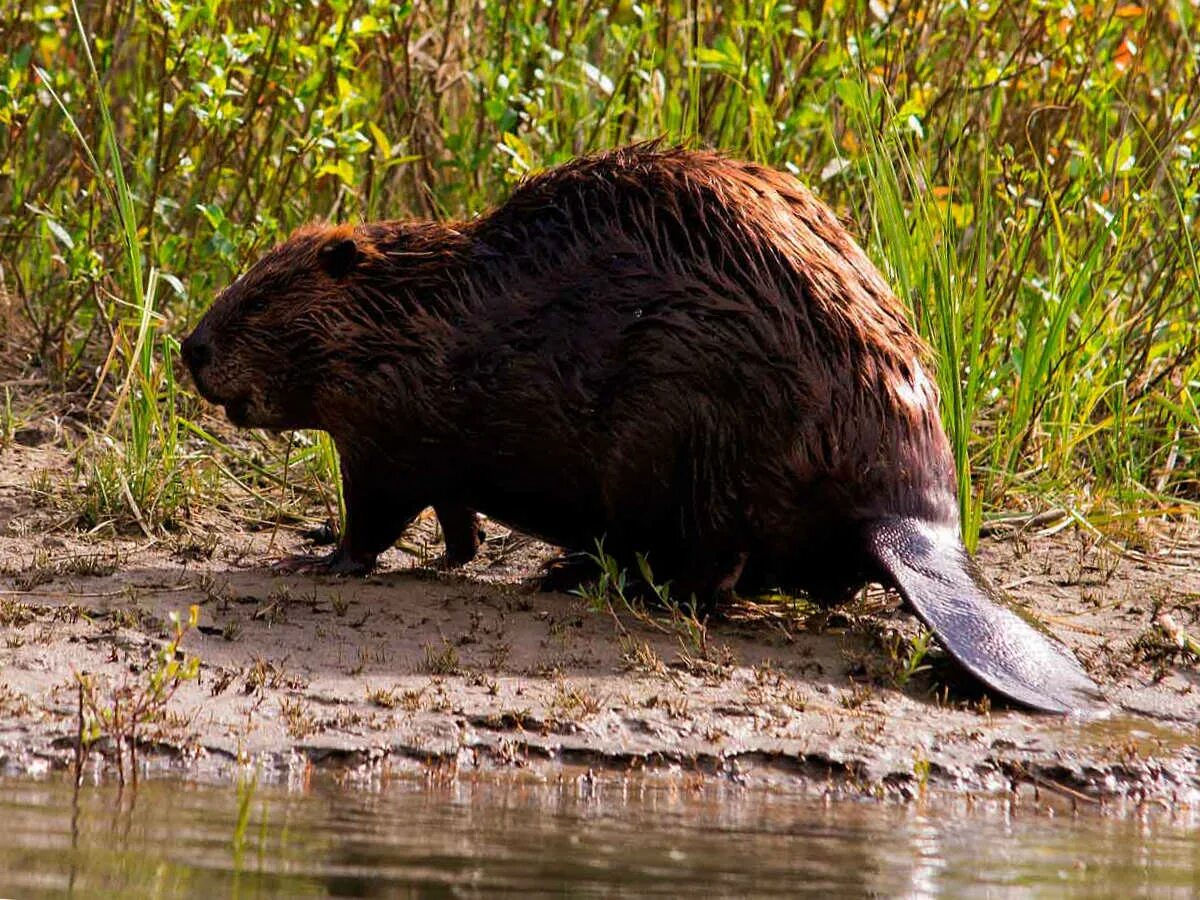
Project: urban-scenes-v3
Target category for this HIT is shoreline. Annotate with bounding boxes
[0,445,1197,804]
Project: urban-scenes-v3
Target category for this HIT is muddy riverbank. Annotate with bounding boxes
[0,442,1196,802]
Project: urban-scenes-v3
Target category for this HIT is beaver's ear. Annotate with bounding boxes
[319,238,359,279]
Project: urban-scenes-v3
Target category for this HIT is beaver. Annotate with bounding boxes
[182,144,1103,714]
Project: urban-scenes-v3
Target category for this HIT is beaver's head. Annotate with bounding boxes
[182,224,367,431]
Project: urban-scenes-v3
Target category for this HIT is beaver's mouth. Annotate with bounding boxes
[191,377,251,426]
[224,392,293,432]
[190,371,293,431]
[223,394,252,427]
[186,368,254,426]
[188,368,229,406]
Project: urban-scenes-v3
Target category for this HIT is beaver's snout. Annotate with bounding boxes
[180,330,212,374]
[181,327,227,408]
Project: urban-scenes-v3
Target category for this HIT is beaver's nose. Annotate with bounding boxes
[181,332,211,373]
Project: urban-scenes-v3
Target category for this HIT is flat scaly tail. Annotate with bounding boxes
[865,516,1106,715]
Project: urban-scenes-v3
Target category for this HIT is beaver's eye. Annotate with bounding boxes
[245,294,268,315]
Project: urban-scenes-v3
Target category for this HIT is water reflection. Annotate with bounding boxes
[0,773,1197,897]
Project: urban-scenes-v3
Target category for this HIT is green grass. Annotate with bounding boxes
[2,1,1197,538]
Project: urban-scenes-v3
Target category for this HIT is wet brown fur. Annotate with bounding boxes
[184,143,959,603]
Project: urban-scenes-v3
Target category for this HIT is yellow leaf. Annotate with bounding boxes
[316,159,356,186]
[368,122,391,157]
[1114,5,1145,18]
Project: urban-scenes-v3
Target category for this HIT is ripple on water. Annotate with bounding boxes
[0,773,1197,897]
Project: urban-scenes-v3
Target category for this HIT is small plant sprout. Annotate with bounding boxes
[75,604,202,787]
[895,629,935,690]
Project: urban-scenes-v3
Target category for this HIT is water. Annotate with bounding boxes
[0,773,1197,897]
